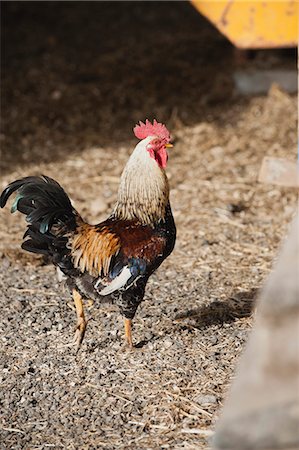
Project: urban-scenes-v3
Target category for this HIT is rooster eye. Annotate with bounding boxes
[151,139,160,147]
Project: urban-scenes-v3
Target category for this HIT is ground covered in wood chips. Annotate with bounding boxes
[0,3,297,449]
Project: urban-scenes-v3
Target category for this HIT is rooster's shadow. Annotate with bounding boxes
[174,288,258,329]
[135,288,258,348]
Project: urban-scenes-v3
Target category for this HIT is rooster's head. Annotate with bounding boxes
[133,119,173,169]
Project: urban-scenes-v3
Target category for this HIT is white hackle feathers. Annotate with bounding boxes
[113,136,169,225]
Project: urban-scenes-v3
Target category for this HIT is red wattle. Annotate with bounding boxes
[155,147,168,169]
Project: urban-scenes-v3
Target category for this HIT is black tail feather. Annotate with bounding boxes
[1,175,79,260]
[1,176,64,207]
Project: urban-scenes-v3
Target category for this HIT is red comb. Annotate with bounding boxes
[133,119,170,142]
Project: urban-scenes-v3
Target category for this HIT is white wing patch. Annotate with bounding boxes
[97,266,132,296]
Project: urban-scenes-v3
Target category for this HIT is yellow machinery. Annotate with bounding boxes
[191,1,298,48]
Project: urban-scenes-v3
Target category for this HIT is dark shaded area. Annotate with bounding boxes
[1,1,234,172]
[175,288,258,328]
[1,2,296,174]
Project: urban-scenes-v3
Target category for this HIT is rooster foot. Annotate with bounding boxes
[124,318,134,350]
[72,289,87,353]
[73,318,87,353]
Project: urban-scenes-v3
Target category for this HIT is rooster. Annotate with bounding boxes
[0,120,176,350]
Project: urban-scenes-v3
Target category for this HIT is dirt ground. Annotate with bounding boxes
[0,3,297,449]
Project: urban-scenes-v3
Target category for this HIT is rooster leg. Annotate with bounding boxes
[73,289,87,352]
[124,318,133,348]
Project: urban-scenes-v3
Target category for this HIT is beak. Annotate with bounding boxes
[165,143,173,148]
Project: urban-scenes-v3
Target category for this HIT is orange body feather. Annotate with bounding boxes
[72,222,120,277]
